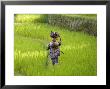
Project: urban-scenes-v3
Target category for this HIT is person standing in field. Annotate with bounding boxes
[47,31,61,65]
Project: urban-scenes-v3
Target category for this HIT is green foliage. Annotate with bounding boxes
[14,20,97,76]
[48,14,97,36]
[38,14,48,23]
[15,14,97,36]
[14,14,48,23]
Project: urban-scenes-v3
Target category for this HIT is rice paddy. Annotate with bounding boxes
[14,14,97,76]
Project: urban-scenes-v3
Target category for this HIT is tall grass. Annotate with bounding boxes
[48,14,97,36]
[14,14,97,76]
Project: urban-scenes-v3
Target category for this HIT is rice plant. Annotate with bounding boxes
[14,14,97,76]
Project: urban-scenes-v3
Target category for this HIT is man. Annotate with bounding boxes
[47,31,61,65]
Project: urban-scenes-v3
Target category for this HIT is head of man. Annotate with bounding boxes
[50,31,60,38]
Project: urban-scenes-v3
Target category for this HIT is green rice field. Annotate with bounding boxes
[14,14,97,76]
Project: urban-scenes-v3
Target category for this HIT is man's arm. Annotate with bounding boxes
[58,37,61,46]
[58,41,61,46]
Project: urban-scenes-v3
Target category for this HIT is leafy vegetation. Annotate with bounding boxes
[48,14,97,36]
[14,14,97,76]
